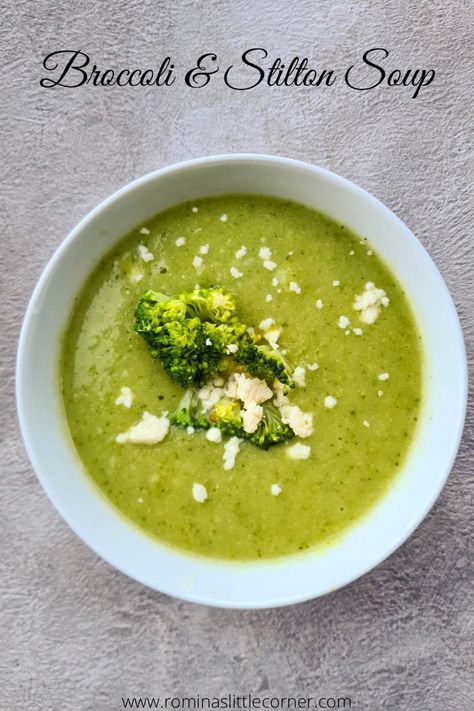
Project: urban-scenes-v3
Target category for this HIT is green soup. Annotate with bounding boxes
[61,194,422,560]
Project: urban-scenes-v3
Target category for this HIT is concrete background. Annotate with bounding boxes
[1,1,472,709]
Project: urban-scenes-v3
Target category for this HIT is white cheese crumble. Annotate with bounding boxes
[349,249,355,255]
[139,227,150,235]
[280,404,313,438]
[273,380,289,408]
[192,255,203,269]
[199,244,209,255]
[220,214,228,222]
[265,294,273,302]
[226,373,272,407]
[353,282,390,324]
[259,246,272,260]
[378,372,390,381]
[186,425,195,434]
[286,442,311,460]
[115,386,133,408]
[271,277,279,287]
[263,327,281,350]
[129,267,144,283]
[367,250,373,256]
[197,382,225,411]
[324,395,337,409]
[307,362,319,371]
[206,427,223,443]
[293,366,306,388]
[345,330,351,336]
[259,317,275,331]
[230,266,243,279]
[271,484,282,496]
[192,206,199,213]
[315,299,324,310]
[138,244,154,262]
[338,315,350,329]
[288,251,294,256]
[363,420,370,428]
[241,402,263,433]
[352,327,363,336]
[175,236,186,247]
[289,281,301,294]
[223,437,242,470]
[332,280,340,287]
[192,482,208,503]
[205,337,212,346]
[116,411,169,445]
[263,260,277,271]
[377,390,384,397]
[226,343,238,354]
[235,245,247,259]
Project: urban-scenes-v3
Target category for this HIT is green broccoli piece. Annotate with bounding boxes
[210,397,245,438]
[235,340,295,388]
[249,402,294,449]
[170,389,210,430]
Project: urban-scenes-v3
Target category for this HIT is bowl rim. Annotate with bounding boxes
[16,153,468,608]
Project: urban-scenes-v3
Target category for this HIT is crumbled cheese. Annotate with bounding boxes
[367,250,373,256]
[186,425,195,435]
[192,255,203,268]
[138,244,154,262]
[137,497,144,504]
[139,227,150,235]
[345,330,351,336]
[220,214,228,222]
[352,327,363,336]
[259,317,275,331]
[223,437,242,470]
[192,206,199,213]
[286,442,311,460]
[226,343,238,354]
[206,427,223,443]
[307,362,319,371]
[129,267,144,283]
[212,375,225,386]
[289,281,301,294]
[235,245,247,259]
[241,402,263,433]
[338,315,350,329]
[115,386,133,408]
[332,280,340,287]
[192,482,208,502]
[199,244,209,255]
[280,404,313,438]
[287,251,294,256]
[263,260,277,271]
[271,484,282,496]
[226,373,272,407]
[378,372,390,381]
[263,327,281,350]
[197,382,225,411]
[271,277,279,287]
[116,411,169,445]
[175,236,186,247]
[349,249,355,255]
[324,395,337,409]
[230,266,243,279]
[354,282,390,324]
[363,420,370,428]
[259,246,272,260]
[377,390,384,397]
[293,366,306,388]
[315,299,324,310]
[205,337,212,346]
[265,294,273,302]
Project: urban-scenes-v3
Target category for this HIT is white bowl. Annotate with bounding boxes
[16,154,467,608]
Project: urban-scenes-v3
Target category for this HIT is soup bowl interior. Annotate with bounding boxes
[16,154,467,608]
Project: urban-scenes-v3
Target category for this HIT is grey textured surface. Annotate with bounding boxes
[1,1,473,709]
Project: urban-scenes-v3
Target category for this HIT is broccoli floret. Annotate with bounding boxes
[170,389,210,430]
[179,287,237,323]
[249,402,294,450]
[236,339,295,388]
[210,397,245,438]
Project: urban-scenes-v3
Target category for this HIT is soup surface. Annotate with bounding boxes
[61,195,422,560]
